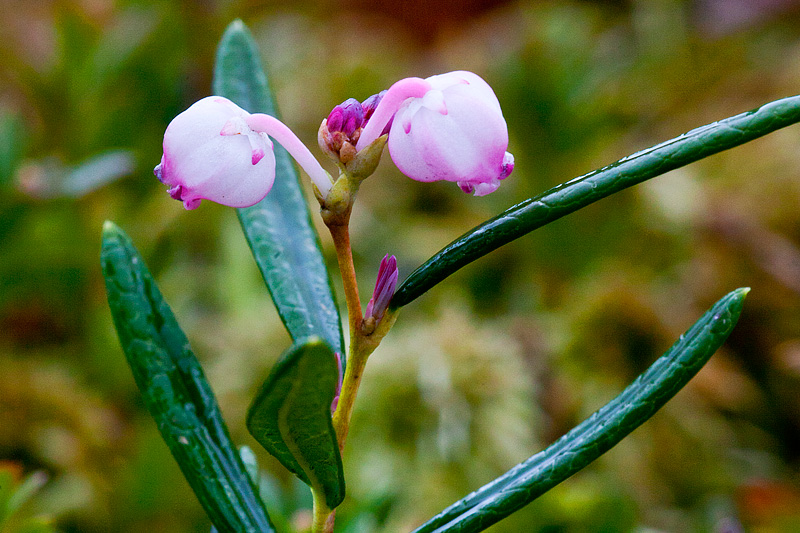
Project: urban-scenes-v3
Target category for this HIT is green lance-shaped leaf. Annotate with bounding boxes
[247,337,345,509]
[212,20,345,361]
[392,95,800,307]
[101,221,275,533]
[413,287,749,533]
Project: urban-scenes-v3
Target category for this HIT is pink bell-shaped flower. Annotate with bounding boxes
[156,96,332,209]
[356,71,514,196]
[155,97,275,209]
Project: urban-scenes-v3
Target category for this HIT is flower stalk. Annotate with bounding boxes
[321,169,399,454]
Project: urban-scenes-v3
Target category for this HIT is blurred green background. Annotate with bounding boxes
[3,0,800,531]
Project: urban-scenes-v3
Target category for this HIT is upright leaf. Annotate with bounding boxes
[247,337,345,509]
[212,21,345,361]
[414,288,749,533]
[392,95,800,307]
[101,221,274,533]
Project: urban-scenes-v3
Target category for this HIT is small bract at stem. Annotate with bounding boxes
[362,254,398,335]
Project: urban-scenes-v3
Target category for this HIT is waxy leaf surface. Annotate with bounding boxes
[393,95,800,306]
[247,337,345,509]
[101,221,274,533]
[413,288,748,533]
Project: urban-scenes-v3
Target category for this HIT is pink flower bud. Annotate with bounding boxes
[154,96,276,210]
[364,254,399,322]
[356,71,514,196]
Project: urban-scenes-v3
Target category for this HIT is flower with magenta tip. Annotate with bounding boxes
[357,71,514,196]
[155,96,332,209]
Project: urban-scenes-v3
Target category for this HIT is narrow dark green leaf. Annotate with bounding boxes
[247,337,345,509]
[414,288,749,533]
[393,95,800,307]
[101,221,274,533]
[212,20,345,362]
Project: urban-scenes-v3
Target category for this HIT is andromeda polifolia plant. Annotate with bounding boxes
[102,19,800,533]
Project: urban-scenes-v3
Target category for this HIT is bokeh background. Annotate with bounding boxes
[3,0,800,531]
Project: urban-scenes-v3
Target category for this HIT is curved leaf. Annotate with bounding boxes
[101,221,275,533]
[247,337,345,509]
[212,20,345,361]
[392,95,800,307]
[413,288,749,533]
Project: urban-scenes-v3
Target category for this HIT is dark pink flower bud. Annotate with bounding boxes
[361,90,386,123]
[364,254,399,322]
[327,98,364,138]
[362,91,392,136]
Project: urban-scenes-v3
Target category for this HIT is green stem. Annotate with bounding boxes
[326,218,370,453]
[319,172,400,533]
[332,344,368,453]
[311,489,335,533]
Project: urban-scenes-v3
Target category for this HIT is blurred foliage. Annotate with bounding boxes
[0,464,57,533]
[3,0,800,531]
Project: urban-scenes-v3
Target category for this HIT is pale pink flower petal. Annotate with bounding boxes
[155,96,275,209]
[363,71,514,196]
[155,96,332,208]
[387,73,511,192]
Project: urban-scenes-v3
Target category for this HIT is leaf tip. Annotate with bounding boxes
[102,219,119,234]
[739,286,751,297]
[101,220,127,252]
[221,18,251,41]
[727,286,751,310]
